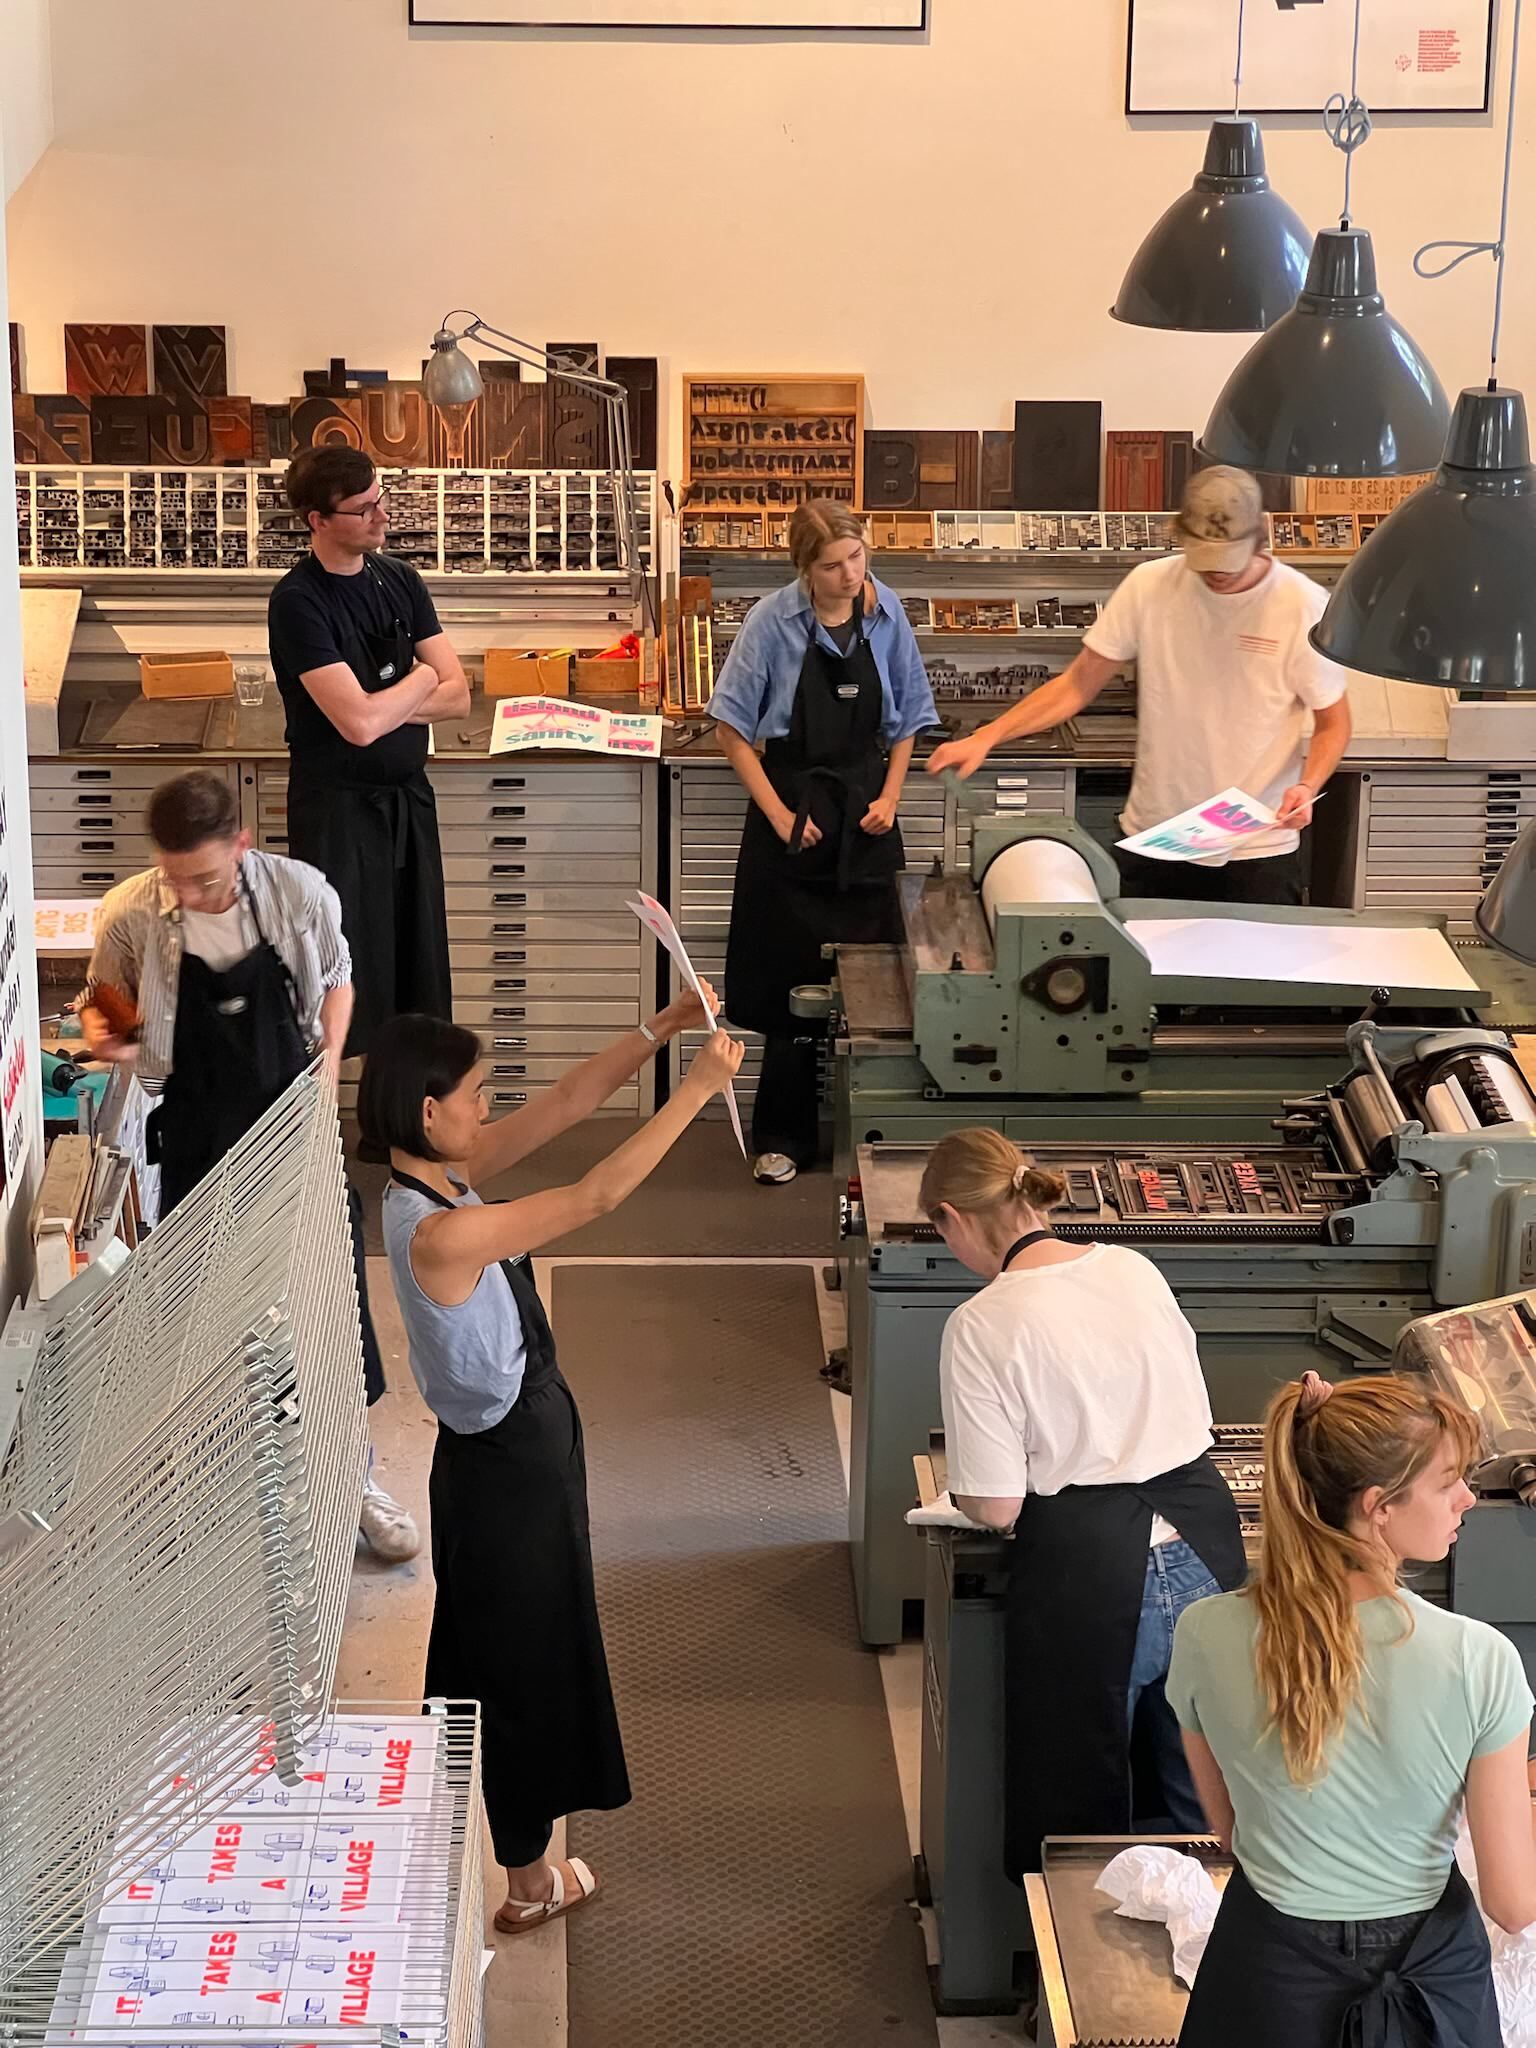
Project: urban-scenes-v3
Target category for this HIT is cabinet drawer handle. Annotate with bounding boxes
[76,793,111,807]
[491,777,528,790]
[493,894,528,908]
[491,925,528,939]
[490,805,526,819]
[491,1006,526,1021]
[80,872,120,883]
[492,950,527,964]
[493,979,527,992]
[492,837,527,850]
[73,770,111,782]
[78,841,116,852]
[492,864,526,877]
[491,1091,528,1106]
[492,1039,528,1054]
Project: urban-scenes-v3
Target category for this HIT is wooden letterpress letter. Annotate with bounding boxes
[980,430,1016,508]
[1104,431,1166,512]
[606,356,658,468]
[864,432,921,508]
[148,396,212,465]
[90,395,153,464]
[289,396,366,451]
[16,395,93,463]
[480,367,545,468]
[8,324,22,396]
[152,324,229,398]
[1011,401,1103,512]
[303,358,387,396]
[360,383,430,466]
[545,342,604,470]
[1164,431,1196,510]
[252,403,294,462]
[206,396,253,463]
[65,323,149,397]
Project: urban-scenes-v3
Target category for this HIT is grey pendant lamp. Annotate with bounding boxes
[1112,4,1309,333]
[1198,0,1450,476]
[1314,0,1536,695]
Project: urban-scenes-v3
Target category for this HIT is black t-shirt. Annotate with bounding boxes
[267,551,442,788]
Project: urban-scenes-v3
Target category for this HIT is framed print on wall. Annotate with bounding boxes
[1126,0,1493,115]
[410,0,925,23]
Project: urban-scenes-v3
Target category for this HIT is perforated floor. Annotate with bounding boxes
[554,1264,938,2047]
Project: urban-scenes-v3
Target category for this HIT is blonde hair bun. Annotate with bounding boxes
[919,1127,1066,1221]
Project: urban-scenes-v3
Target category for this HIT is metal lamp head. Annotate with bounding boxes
[1479,813,1536,964]
[1111,119,1312,332]
[424,330,484,406]
[1198,228,1451,475]
[1312,386,1536,690]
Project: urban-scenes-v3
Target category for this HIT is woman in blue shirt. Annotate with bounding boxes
[706,500,937,1182]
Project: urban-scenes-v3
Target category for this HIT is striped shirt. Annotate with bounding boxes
[85,851,352,1093]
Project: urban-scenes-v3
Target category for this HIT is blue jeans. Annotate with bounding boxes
[1127,1537,1221,1831]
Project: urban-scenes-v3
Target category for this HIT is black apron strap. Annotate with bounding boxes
[238,859,306,1040]
[389,1166,557,1376]
[1001,1230,1054,1270]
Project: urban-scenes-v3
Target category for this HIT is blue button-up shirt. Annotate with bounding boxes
[706,576,938,746]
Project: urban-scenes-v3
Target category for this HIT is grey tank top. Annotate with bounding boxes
[381,1178,527,1434]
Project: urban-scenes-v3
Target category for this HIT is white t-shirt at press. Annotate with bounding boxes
[939,1243,1213,1542]
[180,902,254,972]
[1085,553,1348,863]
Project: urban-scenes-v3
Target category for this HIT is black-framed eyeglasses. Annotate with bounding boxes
[330,492,388,520]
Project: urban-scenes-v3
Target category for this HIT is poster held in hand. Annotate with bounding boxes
[1117,786,1282,863]
[625,891,746,1158]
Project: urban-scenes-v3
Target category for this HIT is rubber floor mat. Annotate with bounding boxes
[350,1121,832,1258]
[553,1264,938,2048]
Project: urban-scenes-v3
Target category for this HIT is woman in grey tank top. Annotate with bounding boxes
[361,987,742,1940]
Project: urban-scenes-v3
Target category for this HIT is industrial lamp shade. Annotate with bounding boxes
[1111,119,1311,332]
[1478,813,1536,965]
[1198,228,1451,475]
[1312,387,1536,690]
[423,334,484,406]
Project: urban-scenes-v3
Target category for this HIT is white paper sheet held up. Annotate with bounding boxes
[1126,916,1479,995]
[626,891,746,1157]
[1118,786,1283,863]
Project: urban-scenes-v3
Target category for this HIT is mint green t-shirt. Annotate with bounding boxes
[1167,1589,1533,1919]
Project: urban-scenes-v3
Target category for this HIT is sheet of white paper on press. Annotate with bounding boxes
[1125,916,1480,995]
[626,893,746,1157]
[1118,786,1282,864]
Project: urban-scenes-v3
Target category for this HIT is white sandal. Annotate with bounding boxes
[494,1857,600,1936]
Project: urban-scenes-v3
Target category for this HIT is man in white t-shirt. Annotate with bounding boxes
[928,466,1354,905]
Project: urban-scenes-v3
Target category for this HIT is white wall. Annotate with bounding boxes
[3,0,1533,454]
[1,0,54,202]
[0,100,45,1316]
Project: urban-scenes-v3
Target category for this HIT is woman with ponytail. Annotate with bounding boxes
[1169,1373,1536,2045]
[919,1127,1246,1884]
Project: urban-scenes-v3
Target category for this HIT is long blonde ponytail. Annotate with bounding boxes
[1251,1374,1479,1781]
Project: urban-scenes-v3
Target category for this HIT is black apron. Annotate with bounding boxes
[1180,1863,1500,2047]
[1004,1428,1246,1880]
[145,871,310,1215]
[391,1170,630,1857]
[724,587,905,1037]
[286,559,451,1059]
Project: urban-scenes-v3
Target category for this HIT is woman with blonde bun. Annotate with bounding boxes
[707,499,936,1184]
[920,1126,1245,1882]
[1169,1373,1536,2046]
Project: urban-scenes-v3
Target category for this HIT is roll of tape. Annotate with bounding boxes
[980,838,1099,932]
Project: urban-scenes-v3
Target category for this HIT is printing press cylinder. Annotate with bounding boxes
[978,839,1100,932]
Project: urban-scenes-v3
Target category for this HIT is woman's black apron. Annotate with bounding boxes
[286,557,451,1059]
[145,867,385,1400]
[391,1170,630,1849]
[1004,1452,1246,1881]
[724,587,905,1038]
[1179,1863,1500,2047]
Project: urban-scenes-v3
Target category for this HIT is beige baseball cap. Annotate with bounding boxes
[1174,464,1266,573]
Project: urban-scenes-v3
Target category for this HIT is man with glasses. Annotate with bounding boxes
[267,447,470,1054]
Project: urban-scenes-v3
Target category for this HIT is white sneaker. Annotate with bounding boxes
[359,1479,420,1563]
[753,1152,798,1185]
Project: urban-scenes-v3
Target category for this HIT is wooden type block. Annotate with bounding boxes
[65,323,148,398]
[289,395,366,451]
[1104,431,1165,511]
[252,402,294,462]
[151,324,228,398]
[359,382,430,466]
[481,365,545,468]
[980,429,1015,508]
[545,342,603,469]
[90,395,152,464]
[1011,400,1102,511]
[1164,431,1196,510]
[9,324,22,396]
[147,395,211,465]
[206,395,253,463]
[863,430,980,511]
[15,394,92,463]
[302,358,387,396]
[606,356,658,468]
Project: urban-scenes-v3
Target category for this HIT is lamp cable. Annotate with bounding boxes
[1323,0,1372,229]
[1233,0,1246,118]
[1413,0,1523,389]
